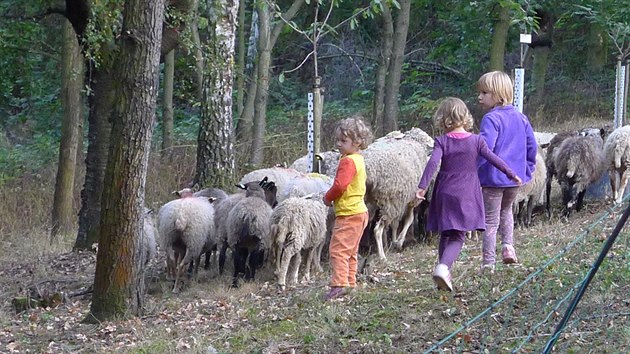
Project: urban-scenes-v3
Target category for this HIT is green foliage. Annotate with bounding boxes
[82,0,123,68]
[572,0,630,59]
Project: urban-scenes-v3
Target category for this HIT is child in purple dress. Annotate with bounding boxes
[415,97,521,292]
[477,71,537,272]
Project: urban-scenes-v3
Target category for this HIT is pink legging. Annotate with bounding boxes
[482,186,519,265]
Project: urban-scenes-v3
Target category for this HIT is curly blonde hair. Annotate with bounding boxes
[434,97,474,132]
[476,71,514,106]
[334,115,373,150]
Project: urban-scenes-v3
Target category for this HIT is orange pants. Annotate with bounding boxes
[329,212,369,288]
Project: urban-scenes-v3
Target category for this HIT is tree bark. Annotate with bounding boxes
[190,0,204,100]
[51,19,83,241]
[74,68,114,251]
[235,0,247,121]
[193,0,239,189]
[162,49,175,154]
[249,1,270,166]
[371,3,393,138]
[235,8,258,145]
[71,0,196,251]
[383,0,410,133]
[88,0,165,322]
[488,4,510,72]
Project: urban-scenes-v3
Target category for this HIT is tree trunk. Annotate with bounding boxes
[194,0,239,189]
[74,68,114,251]
[249,2,270,166]
[488,3,510,72]
[71,0,196,251]
[383,0,410,133]
[371,3,393,138]
[88,0,165,322]
[587,23,608,73]
[162,49,175,154]
[51,20,83,241]
[191,0,204,100]
[235,8,258,145]
[235,0,247,121]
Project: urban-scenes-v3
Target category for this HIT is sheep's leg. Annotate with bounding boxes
[575,190,586,212]
[219,242,228,275]
[618,169,629,204]
[173,250,187,293]
[314,242,324,273]
[373,218,387,260]
[545,174,553,218]
[232,248,247,287]
[275,248,291,289]
[394,205,415,250]
[610,170,620,203]
[289,251,301,285]
[304,248,317,282]
[525,197,535,228]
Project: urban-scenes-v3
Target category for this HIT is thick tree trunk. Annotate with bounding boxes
[194,0,239,189]
[250,2,270,166]
[72,0,196,252]
[51,20,83,241]
[235,0,246,121]
[191,0,204,100]
[371,3,393,138]
[162,49,175,153]
[383,0,410,133]
[488,4,510,72]
[74,68,114,251]
[235,8,258,145]
[88,0,165,322]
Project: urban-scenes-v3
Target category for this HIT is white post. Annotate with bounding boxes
[515,33,531,114]
[307,92,315,172]
[514,68,525,113]
[614,61,626,129]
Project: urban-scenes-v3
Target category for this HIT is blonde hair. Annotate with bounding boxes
[434,97,474,132]
[334,115,373,150]
[476,71,514,106]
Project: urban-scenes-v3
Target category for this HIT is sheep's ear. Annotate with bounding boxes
[315,154,323,161]
[540,142,550,149]
[599,128,605,138]
[146,208,154,215]
[208,197,217,203]
[192,183,201,193]
[171,190,180,197]
[235,183,247,190]
[258,176,269,187]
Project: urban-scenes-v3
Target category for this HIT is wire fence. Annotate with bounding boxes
[424,200,630,353]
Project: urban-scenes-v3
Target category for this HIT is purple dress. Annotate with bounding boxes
[418,134,516,232]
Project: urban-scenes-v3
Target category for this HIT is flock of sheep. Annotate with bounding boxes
[140,124,630,293]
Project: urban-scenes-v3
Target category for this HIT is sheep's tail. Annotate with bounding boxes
[175,217,187,232]
[271,219,292,246]
[614,144,627,169]
[239,216,253,242]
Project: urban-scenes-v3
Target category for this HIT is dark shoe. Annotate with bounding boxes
[324,287,345,301]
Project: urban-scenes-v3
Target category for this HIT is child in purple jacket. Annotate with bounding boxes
[477,71,537,272]
[416,97,521,291]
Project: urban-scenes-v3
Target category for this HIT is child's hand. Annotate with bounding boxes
[512,175,522,186]
[322,195,332,207]
[415,188,426,206]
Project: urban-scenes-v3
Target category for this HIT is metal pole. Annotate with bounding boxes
[514,68,525,113]
[307,92,314,172]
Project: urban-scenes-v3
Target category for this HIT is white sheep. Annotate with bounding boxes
[604,125,630,204]
[277,172,333,202]
[239,166,303,198]
[514,150,547,227]
[362,127,433,260]
[157,195,215,292]
[269,195,328,289]
[289,151,341,178]
[554,128,605,215]
[142,207,158,266]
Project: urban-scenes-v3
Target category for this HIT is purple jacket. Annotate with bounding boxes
[477,105,537,187]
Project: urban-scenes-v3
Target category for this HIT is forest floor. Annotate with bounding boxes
[1,196,629,353]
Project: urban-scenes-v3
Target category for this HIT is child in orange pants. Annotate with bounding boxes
[323,116,373,300]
